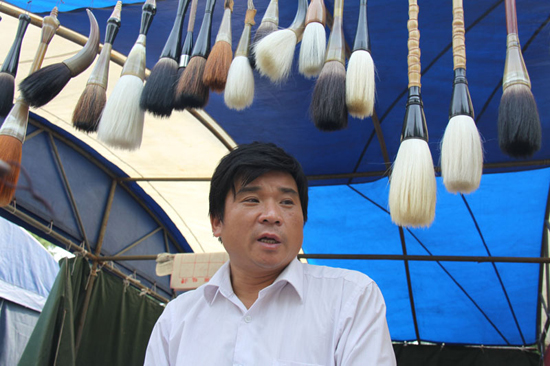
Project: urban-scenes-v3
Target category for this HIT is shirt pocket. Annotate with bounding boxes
[273,361,324,366]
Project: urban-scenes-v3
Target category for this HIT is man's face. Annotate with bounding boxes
[211,171,304,277]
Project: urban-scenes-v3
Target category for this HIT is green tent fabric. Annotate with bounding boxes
[19,257,164,366]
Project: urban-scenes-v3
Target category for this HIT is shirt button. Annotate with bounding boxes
[244,315,252,323]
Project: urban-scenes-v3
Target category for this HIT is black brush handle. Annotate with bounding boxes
[401,86,428,141]
[140,1,157,36]
[105,16,122,45]
[161,0,191,59]
[450,68,474,119]
[1,14,31,76]
[191,0,218,58]
[352,0,370,52]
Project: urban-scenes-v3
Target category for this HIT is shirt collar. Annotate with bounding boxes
[203,259,304,305]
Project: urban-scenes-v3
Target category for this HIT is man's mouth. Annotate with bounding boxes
[259,237,279,244]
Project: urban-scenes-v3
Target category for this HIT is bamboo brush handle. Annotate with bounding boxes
[452,0,466,70]
[288,0,308,36]
[407,0,421,88]
[188,0,199,32]
[30,7,60,74]
[325,0,345,64]
[261,0,278,26]
[305,0,326,26]
[352,0,370,52]
[505,0,518,35]
[215,0,234,44]
[1,14,31,75]
[235,1,257,57]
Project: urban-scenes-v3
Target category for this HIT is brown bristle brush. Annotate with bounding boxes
[224,0,256,110]
[97,0,156,151]
[0,13,31,117]
[298,0,326,78]
[19,10,100,108]
[440,0,483,194]
[254,0,308,83]
[310,0,347,131]
[175,0,218,109]
[73,2,122,132]
[498,0,541,158]
[249,0,278,68]
[140,0,190,117]
[388,0,436,228]
[203,0,234,93]
[345,0,375,119]
[0,8,60,206]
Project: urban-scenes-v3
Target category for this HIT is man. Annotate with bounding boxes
[145,142,396,365]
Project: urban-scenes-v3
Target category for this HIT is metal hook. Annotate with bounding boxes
[25,0,32,14]
[46,220,53,234]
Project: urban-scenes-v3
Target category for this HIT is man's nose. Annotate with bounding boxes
[259,201,282,224]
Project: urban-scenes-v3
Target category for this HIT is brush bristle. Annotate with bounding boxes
[389,138,436,228]
[97,75,145,150]
[140,58,179,118]
[346,50,376,119]
[498,83,541,158]
[224,56,255,110]
[174,57,209,109]
[311,61,348,131]
[0,73,15,117]
[249,22,279,68]
[254,29,297,83]
[298,23,326,78]
[203,41,233,93]
[0,135,22,206]
[72,84,107,132]
[441,115,483,194]
[19,63,72,107]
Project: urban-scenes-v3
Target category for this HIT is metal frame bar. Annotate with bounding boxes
[113,227,163,257]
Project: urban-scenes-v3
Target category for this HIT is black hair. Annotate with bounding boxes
[209,142,308,223]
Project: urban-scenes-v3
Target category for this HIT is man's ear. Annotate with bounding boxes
[210,215,223,238]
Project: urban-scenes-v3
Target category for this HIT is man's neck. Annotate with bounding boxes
[229,265,284,309]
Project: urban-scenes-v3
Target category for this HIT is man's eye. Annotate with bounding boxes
[244,198,259,203]
[281,199,294,205]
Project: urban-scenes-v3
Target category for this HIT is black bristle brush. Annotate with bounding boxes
[19,10,100,108]
[249,0,278,68]
[203,0,234,93]
[440,0,483,194]
[388,0,436,228]
[140,0,190,118]
[0,13,31,117]
[175,0,217,109]
[310,0,347,131]
[498,0,541,158]
[97,0,156,151]
[73,2,122,132]
[0,8,60,206]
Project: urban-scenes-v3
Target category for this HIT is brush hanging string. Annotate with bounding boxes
[345,0,375,119]
[388,0,436,228]
[203,0,233,92]
[0,8,60,206]
[0,12,31,116]
[440,0,483,194]
[310,0,347,131]
[497,0,541,158]
[73,2,122,132]
[224,0,256,110]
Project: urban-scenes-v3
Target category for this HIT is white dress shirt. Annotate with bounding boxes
[144,259,396,366]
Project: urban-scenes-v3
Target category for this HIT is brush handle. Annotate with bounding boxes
[452,0,466,70]
[104,2,123,45]
[288,0,308,36]
[87,43,112,88]
[235,9,257,57]
[179,0,199,67]
[188,0,199,32]
[260,0,278,26]
[504,0,518,35]
[449,68,474,119]
[140,0,157,36]
[121,40,147,80]
[160,0,190,59]
[1,14,31,76]
[191,0,218,58]
[305,0,326,26]
[407,0,421,88]
[325,0,345,64]
[63,10,100,77]
[0,98,29,142]
[215,2,233,45]
[30,8,61,74]
[352,0,370,53]
[402,86,428,141]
